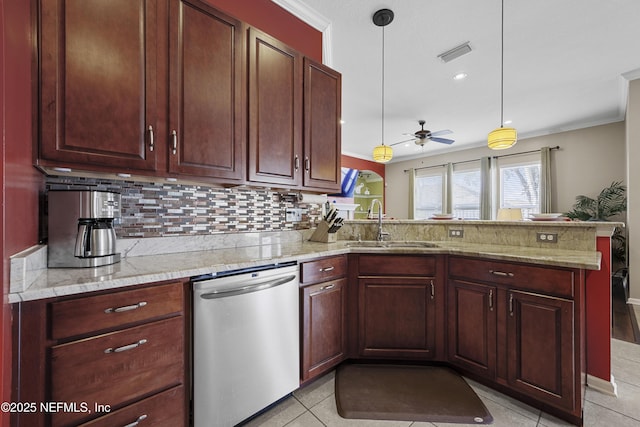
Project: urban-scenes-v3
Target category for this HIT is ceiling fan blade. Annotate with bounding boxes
[430,129,453,137]
[401,132,418,137]
[430,137,455,144]
[390,138,417,146]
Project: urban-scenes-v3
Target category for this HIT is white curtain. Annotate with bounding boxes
[540,146,552,213]
[480,156,492,219]
[445,163,453,214]
[408,168,415,219]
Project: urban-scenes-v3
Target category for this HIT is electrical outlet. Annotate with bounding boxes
[536,232,558,243]
[449,229,464,238]
[285,208,303,222]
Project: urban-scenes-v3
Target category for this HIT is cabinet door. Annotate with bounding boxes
[358,277,436,359]
[168,0,245,181]
[302,58,341,192]
[448,279,497,379]
[39,0,158,171]
[301,278,346,382]
[247,28,302,187]
[507,290,575,411]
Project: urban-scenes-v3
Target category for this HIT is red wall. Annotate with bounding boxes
[204,0,322,62]
[2,0,42,421]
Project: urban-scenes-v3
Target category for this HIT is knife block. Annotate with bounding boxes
[309,221,337,243]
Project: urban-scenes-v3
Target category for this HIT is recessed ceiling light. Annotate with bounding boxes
[453,72,467,81]
[340,119,346,124]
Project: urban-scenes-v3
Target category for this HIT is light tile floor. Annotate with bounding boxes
[244,339,640,426]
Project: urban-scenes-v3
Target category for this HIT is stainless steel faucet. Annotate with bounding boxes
[370,199,389,241]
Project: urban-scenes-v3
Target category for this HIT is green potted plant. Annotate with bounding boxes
[564,181,627,279]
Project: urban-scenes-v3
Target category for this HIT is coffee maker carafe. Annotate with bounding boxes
[48,190,121,268]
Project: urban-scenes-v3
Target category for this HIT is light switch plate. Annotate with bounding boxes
[449,229,464,238]
[285,208,303,222]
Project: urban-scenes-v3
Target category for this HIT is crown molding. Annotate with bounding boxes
[270,0,333,66]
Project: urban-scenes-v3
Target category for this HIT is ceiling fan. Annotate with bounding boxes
[391,120,455,147]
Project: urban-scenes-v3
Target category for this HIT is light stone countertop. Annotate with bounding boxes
[9,239,602,303]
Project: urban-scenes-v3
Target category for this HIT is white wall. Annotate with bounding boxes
[627,79,640,302]
[385,121,626,220]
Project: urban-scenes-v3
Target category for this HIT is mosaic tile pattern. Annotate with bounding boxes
[45,176,322,238]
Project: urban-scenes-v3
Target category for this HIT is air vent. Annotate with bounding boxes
[437,42,472,63]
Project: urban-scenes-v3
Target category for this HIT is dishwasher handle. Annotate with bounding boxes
[199,274,297,300]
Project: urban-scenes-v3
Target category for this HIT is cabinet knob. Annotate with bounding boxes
[148,125,154,152]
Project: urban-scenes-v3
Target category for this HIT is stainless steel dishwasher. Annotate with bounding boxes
[192,261,300,427]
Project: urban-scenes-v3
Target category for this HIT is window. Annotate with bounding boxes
[414,170,444,219]
[497,159,541,218]
[452,162,481,219]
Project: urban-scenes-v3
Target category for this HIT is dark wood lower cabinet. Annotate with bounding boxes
[358,277,436,359]
[447,256,585,425]
[11,281,188,427]
[300,278,347,382]
[507,290,576,412]
[448,279,497,379]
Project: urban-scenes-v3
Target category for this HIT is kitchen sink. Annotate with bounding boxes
[346,241,438,248]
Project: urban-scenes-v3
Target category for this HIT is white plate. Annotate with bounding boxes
[530,213,563,219]
[431,214,454,219]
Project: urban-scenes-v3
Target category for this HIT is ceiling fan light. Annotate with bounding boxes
[488,127,517,150]
[373,144,393,163]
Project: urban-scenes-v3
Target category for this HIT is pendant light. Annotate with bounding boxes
[372,9,394,163]
[488,0,517,150]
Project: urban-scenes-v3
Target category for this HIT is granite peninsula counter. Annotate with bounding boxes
[10,218,615,303]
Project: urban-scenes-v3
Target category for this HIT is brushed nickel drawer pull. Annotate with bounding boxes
[489,290,494,311]
[104,339,148,354]
[320,266,335,272]
[171,130,178,155]
[148,125,154,152]
[320,284,335,291]
[490,270,514,278]
[294,155,300,171]
[430,280,435,300]
[123,414,148,427]
[105,301,147,314]
[304,157,310,172]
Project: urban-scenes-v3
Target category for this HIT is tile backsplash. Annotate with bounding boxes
[45,176,322,238]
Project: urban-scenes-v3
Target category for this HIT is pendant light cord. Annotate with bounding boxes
[500,0,504,129]
[381,25,386,145]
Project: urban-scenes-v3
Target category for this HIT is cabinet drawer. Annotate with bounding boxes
[51,316,184,426]
[51,282,183,340]
[448,257,574,298]
[301,255,346,284]
[358,254,436,277]
[79,385,185,427]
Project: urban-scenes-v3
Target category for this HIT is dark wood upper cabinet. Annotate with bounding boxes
[39,0,158,171]
[167,0,245,181]
[303,58,341,192]
[247,28,303,187]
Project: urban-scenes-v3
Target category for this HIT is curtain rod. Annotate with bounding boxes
[403,145,560,173]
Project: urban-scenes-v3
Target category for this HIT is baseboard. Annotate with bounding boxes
[587,374,618,396]
[627,298,640,306]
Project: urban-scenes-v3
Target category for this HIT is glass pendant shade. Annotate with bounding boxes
[488,127,517,149]
[372,144,393,163]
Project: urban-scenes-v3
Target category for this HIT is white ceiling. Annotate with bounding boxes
[292,0,640,162]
